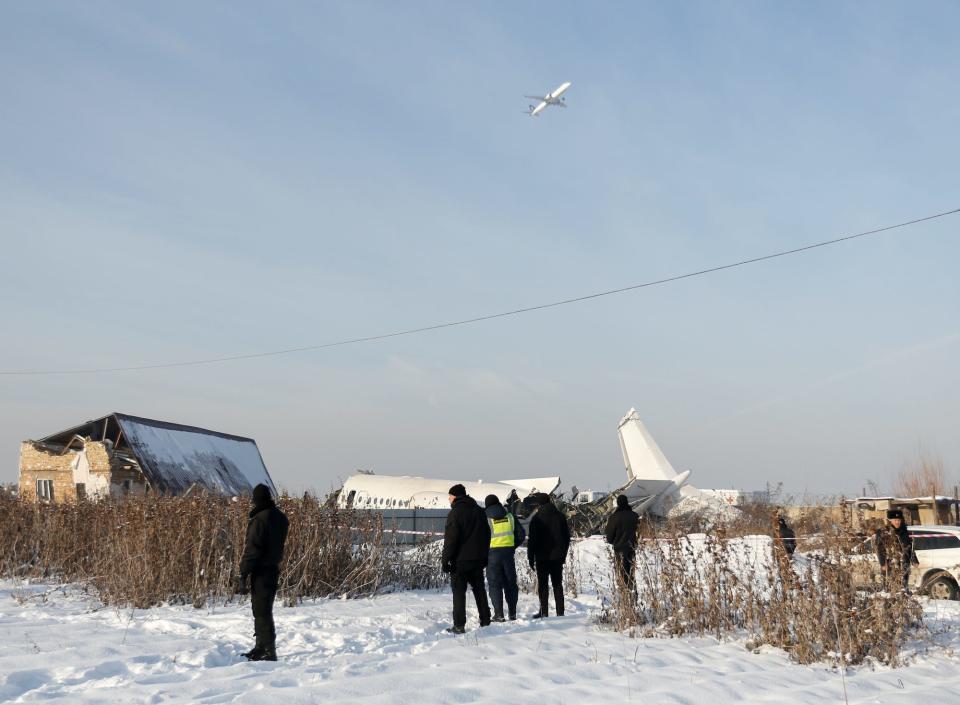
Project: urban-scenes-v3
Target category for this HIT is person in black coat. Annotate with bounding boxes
[775,516,796,557]
[441,484,492,633]
[527,493,571,618]
[605,495,639,593]
[875,508,917,591]
[238,484,289,661]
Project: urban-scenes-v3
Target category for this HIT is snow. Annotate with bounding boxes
[2,537,960,704]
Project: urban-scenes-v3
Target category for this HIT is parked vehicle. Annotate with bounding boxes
[855,525,960,599]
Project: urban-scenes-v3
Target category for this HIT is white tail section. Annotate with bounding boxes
[617,408,679,483]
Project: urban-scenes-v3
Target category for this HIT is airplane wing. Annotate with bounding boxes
[524,94,547,100]
[499,476,561,495]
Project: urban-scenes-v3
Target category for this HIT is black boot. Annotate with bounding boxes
[244,647,266,661]
[247,645,277,662]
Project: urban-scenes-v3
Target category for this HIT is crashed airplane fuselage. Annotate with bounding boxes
[336,473,561,510]
[568,408,739,533]
[615,408,692,515]
[336,408,722,537]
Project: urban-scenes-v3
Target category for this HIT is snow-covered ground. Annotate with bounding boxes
[2,537,960,705]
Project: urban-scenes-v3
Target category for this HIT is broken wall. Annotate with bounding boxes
[18,440,147,503]
[18,441,80,503]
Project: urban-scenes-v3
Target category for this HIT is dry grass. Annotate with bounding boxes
[0,493,438,608]
[597,513,924,667]
[1,493,927,667]
[894,447,948,498]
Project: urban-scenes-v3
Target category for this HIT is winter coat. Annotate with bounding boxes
[776,520,796,556]
[875,524,917,570]
[605,506,639,554]
[442,495,491,571]
[485,503,526,553]
[240,500,289,576]
[527,501,571,566]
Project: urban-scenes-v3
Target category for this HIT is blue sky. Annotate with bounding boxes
[1,2,958,497]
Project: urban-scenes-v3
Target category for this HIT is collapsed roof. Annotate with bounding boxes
[38,413,275,496]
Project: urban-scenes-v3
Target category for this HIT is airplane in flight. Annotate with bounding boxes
[525,81,571,117]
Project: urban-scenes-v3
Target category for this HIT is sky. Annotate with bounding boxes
[1,1,958,499]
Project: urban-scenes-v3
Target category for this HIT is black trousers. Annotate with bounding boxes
[614,550,636,593]
[251,568,279,649]
[451,566,491,628]
[486,550,519,618]
[535,560,564,616]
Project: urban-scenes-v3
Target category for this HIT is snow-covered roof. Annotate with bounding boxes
[39,413,275,496]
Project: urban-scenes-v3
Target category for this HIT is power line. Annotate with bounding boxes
[2,207,957,376]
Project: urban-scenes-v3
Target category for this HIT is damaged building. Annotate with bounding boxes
[19,413,276,503]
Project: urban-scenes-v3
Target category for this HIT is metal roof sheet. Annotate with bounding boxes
[114,413,275,496]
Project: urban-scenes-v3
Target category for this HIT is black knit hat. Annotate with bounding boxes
[252,483,273,505]
[448,484,466,497]
[886,509,904,520]
[616,495,630,510]
[484,494,501,507]
[535,492,551,506]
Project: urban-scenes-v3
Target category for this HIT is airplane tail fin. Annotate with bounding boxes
[617,409,679,483]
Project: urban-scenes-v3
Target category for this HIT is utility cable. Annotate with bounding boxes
[1,207,957,376]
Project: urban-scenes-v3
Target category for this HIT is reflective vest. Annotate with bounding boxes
[489,513,516,549]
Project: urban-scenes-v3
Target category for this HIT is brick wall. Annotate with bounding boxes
[18,441,78,503]
[18,439,148,503]
[83,442,112,475]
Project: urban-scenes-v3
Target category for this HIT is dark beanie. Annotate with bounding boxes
[448,484,466,497]
[535,492,551,506]
[886,509,904,520]
[252,483,273,505]
[485,494,501,508]
[616,495,630,510]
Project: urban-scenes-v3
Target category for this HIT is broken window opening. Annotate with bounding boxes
[36,479,54,502]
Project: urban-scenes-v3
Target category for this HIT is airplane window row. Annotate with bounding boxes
[353,495,412,509]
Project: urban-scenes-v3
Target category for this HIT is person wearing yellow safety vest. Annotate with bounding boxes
[484,494,526,622]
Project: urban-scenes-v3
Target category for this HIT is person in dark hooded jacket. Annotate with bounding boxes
[875,508,917,591]
[775,516,796,557]
[484,494,526,621]
[441,484,492,633]
[605,495,639,592]
[527,493,571,618]
[238,484,289,661]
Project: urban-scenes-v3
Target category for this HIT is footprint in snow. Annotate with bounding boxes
[0,669,52,701]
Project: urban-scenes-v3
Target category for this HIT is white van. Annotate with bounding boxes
[908,526,960,599]
[860,525,960,599]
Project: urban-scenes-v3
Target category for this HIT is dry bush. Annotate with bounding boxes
[0,493,438,608]
[894,448,948,498]
[599,516,923,667]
